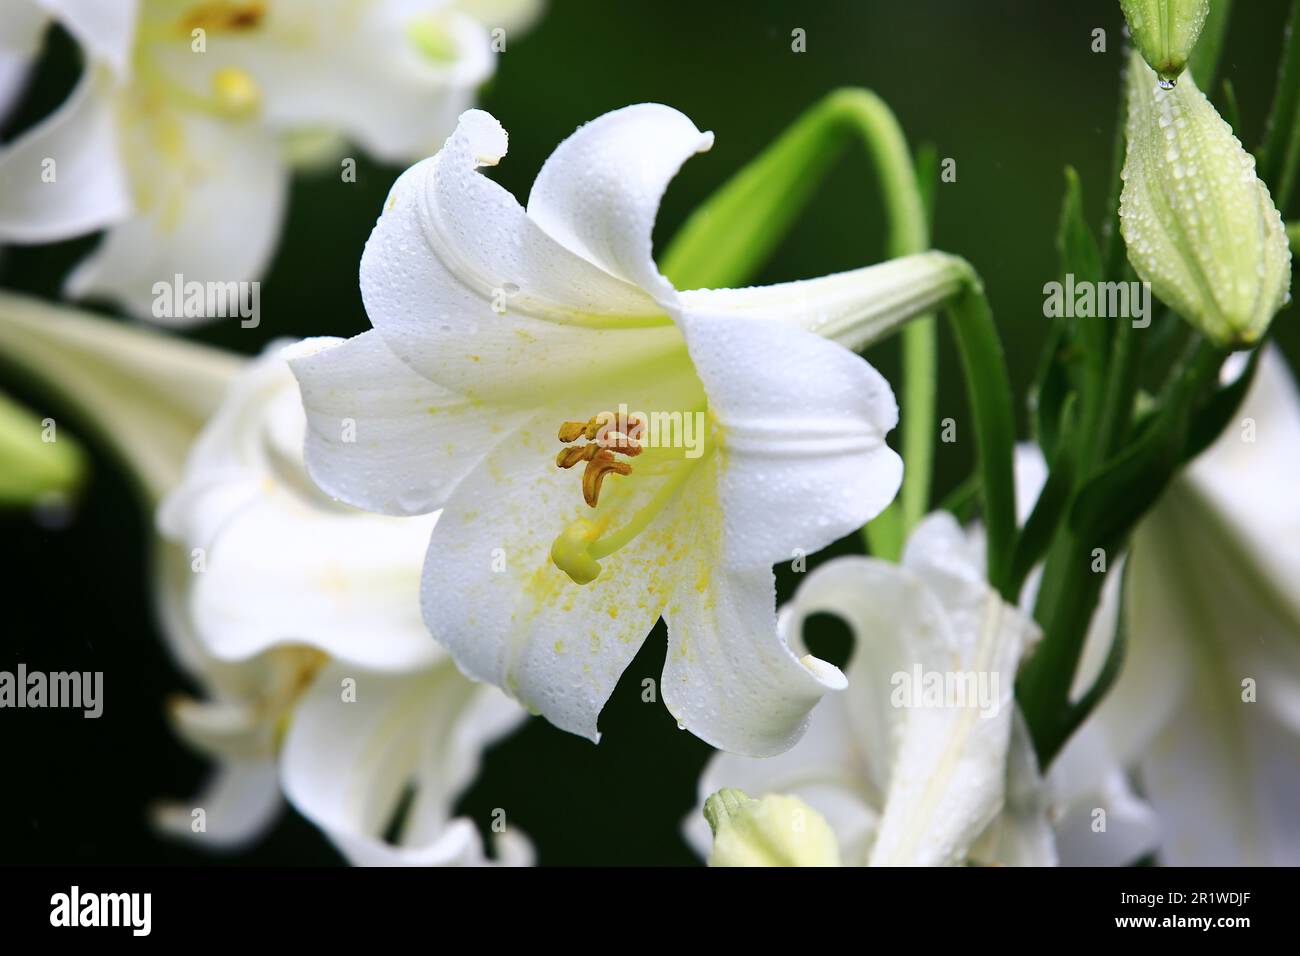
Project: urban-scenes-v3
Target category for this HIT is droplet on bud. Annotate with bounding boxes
[1120,0,1210,86]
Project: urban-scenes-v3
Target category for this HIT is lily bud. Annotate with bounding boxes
[702,789,841,867]
[1120,54,1292,347]
[0,390,86,508]
[1119,0,1210,87]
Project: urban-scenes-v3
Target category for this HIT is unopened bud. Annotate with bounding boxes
[703,788,841,867]
[1120,54,1291,347]
[1119,0,1210,87]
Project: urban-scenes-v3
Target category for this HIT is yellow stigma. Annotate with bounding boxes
[549,519,603,586]
[555,413,643,508]
[212,67,260,117]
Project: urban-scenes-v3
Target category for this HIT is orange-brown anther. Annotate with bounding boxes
[582,450,633,507]
[557,412,640,507]
[180,1,267,32]
[598,431,644,456]
[556,444,599,469]
[558,418,601,443]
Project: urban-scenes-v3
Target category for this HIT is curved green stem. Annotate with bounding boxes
[660,87,934,560]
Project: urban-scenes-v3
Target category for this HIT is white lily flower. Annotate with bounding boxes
[1056,347,1300,865]
[684,513,1045,866]
[0,294,530,864]
[154,344,531,865]
[289,104,974,757]
[0,0,540,321]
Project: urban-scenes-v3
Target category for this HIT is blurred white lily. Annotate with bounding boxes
[0,0,540,321]
[1055,347,1300,865]
[289,103,974,757]
[155,345,530,865]
[685,513,1047,866]
[0,293,530,865]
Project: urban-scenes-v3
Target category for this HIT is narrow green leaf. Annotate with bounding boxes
[1056,561,1131,748]
[1009,395,1077,598]
[1188,0,1235,91]
[946,282,1018,597]
[1259,0,1300,209]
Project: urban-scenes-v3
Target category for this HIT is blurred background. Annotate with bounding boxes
[1,0,1296,865]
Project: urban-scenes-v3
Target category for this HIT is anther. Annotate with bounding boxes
[582,450,632,507]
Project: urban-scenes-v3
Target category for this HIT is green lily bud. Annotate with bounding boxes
[1120,53,1292,347]
[702,789,841,867]
[0,390,86,508]
[1119,0,1210,88]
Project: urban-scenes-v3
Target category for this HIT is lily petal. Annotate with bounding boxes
[868,514,1038,866]
[281,660,526,866]
[43,0,138,76]
[970,712,1059,866]
[286,332,530,517]
[0,67,130,242]
[1177,347,1300,631]
[152,759,282,850]
[0,0,46,120]
[678,251,969,353]
[64,102,287,322]
[358,109,675,402]
[158,345,440,670]
[453,0,544,34]
[675,310,901,568]
[1141,672,1300,865]
[526,103,714,300]
[1048,722,1160,867]
[660,502,847,758]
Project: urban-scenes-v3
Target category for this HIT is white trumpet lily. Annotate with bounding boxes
[0,0,540,321]
[685,513,1046,866]
[155,345,531,865]
[0,294,530,865]
[1056,347,1300,865]
[289,103,974,757]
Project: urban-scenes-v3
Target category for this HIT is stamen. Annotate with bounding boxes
[180,1,267,33]
[555,413,642,508]
[582,450,632,507]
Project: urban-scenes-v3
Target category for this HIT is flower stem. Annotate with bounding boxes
[659,88,934,561]
[1020,340,1225,766]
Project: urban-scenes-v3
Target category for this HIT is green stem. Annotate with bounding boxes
[1090,302,1147,463]
[1021,341,1224,766]
[660,88,934,560]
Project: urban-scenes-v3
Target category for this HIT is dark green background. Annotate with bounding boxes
[1,0,1295,865]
